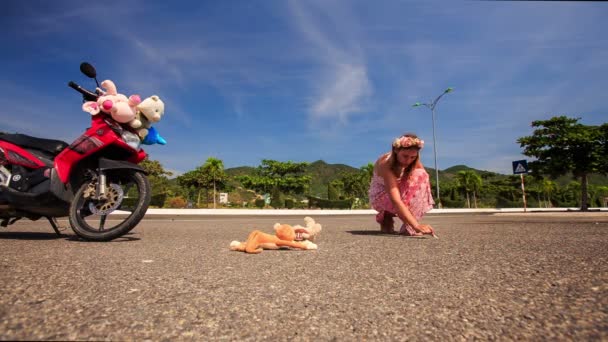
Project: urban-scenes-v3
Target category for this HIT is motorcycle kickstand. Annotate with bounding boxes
[46,217,65,237]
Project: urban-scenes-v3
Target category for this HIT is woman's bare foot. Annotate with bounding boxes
[380,214,396,234]
[380,226,397,234]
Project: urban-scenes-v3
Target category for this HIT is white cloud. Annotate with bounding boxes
[287,0,372,124]
[311,63,370,121]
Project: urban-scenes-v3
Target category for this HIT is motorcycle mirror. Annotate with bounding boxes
[80,62,97,79]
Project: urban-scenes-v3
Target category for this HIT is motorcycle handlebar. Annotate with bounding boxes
[68,81,98,102]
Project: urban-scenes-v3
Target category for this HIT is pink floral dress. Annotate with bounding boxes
[368,166,435,235]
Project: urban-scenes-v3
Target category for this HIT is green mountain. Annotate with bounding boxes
[224,166,256,178]
[305,160,359,197]
[443,165,477,173]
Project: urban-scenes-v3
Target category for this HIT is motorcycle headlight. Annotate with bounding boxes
[121,130,141,150]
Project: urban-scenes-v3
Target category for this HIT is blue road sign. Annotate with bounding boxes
[512,160,528,174]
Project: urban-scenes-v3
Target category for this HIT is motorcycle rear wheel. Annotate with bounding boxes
[69,170,150,241]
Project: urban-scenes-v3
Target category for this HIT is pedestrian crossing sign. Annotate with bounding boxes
[512,160,528,174]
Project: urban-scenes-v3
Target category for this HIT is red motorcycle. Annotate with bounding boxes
[0,63,152,241]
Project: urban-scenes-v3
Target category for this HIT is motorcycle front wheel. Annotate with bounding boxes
[69,170,151,241]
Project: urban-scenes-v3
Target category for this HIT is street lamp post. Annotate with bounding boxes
[413,87,453,208]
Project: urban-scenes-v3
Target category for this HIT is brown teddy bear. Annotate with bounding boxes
[229,221,318,254]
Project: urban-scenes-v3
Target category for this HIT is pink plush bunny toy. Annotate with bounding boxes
[81,80,140,123]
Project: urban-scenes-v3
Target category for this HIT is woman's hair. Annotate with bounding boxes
[390,133,422,178]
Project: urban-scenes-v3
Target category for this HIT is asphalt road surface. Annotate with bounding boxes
[1,212,607,341]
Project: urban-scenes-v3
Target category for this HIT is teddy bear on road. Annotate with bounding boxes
[229,217,322,254]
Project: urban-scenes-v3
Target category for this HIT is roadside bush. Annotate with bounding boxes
[307,196,353,209]
[284,198,295,209]
[165,196,187,208]
[270,187,284,208]
[254,199,265,209]
[121,197,137,208]
[495,196,520,208]
[328,184,340,201]
[150,193,167,207]
[441,198,465,208]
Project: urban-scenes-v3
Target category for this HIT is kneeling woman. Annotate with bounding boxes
[368,133,436,236]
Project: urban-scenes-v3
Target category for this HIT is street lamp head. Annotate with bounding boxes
[445,87,454,93]
[412,102,422,107]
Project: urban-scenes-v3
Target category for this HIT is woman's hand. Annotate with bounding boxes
[416,224,436,237]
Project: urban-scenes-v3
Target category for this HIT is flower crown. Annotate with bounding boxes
[392,136,424,149]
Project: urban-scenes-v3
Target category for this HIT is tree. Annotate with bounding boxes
[518,116,606,211]
[562,181,581,207]
[270,186,285,208]
[361,163,374,182]
[360,163,374,200]
[328,179,343,200]
[596,185,608,207]
[139,158,174,205]
[440,180,462,208]
[600,123,608,172]
[140,158,173,178]
[237,160,311,197]
[541,178,557,208]
[337,163,375,203]
[202,157,226,209]
[176,167,208,207]
[339,172,363,199]
[456,170,482,208]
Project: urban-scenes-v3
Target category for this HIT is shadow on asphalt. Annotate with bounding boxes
[346,230,429,238]
[0,231,140,242]
[0,231,64,240]
[65,235,141,243]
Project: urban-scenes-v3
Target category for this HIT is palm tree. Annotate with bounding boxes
[541,178,557,208]
[202,157,226,209]
[361,163,374,183]
[456,171,471,208]
[470,172,482,208]
[597,186,608,207]
[456,170,482,208]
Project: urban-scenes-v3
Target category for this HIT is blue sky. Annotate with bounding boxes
[1,1,607,176]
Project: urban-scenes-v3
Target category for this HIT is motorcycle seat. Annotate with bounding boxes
[0,133,68,156]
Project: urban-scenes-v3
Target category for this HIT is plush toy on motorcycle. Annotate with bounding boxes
[82,79,141,124]
[129,95,165,140]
